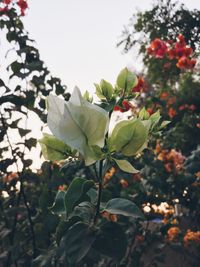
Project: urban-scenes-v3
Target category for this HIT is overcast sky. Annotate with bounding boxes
[23,0,200,94]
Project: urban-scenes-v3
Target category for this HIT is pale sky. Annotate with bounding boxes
[23,0,200,94]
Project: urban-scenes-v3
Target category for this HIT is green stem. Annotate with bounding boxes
[94,160,103,224]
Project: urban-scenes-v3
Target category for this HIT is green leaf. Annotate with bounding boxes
[103,198,144,219]
[72,202,96,223]
[113,158,139,173]
[55,217,81,245]
[100,79,113,100]
[93,222,127,260]
[116,68,138,94]
[138,107,150,120]
[49,190,65,215]
[149,110,161,129]
[83,90,93,102]
[109,118,148,156]
[39,133,73,161]
[160,120,171,129]
[60,222,96,264]
[64,177,94,217]
[94,83,105,99]
[31,250,55,267]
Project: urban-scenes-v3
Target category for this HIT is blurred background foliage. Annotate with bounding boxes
[0,0,200,266]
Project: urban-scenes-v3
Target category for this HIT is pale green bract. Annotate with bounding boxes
[109,118,148,156]
[47,86,109,166]
[113,159,139,174]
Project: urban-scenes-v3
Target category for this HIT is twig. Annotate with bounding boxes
[94,160,103,224]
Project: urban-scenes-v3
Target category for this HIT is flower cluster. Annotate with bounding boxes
[155,142,185,173]
[183,230,200,246]
[0,0,28,16]
[114,76,146,112]
[178,103,196,112]
[101,211,117,222]
[167,226,181,242]
[132,77,147,93]
[113,100,134,112]
[3,172,19,183]
[147,38,168,59]
[147,34,196,70]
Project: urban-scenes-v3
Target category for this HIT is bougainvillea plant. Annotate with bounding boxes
[147,34,196,70]
[38,68,167,265]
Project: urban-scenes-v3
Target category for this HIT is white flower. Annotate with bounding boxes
[47,86,109,165]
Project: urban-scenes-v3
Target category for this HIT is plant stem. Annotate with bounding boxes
[20,179,37,257]
[94,160,103,224]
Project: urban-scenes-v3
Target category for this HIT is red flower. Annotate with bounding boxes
[0,6,9,13]
[167,48,176,59]
[113,105,124,112]
[189,104,196,111]
[184,47,193,57]
[122,100,132,111]
[179,104,187,111]
[147,38,168,59]
[17,0,28,16]
[168,107,176,119]
[160,92,169,100]
[177,34,185,43]
[114,100,133,113]
[176,56,196,69]
[132,77,146,93]
[147,108,154,115]
[3,0,12,4]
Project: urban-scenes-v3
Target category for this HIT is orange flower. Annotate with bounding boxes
[103,167,116,182]
[195,172,200,178]
[58,185,67,191]
[147,38,168,59]
[167,96,176,106]
[168,107,176,118]
[101,211,117,222]
[160,91,169,100]
[3,172,19,183]
[120,179,129,188]
[167,48,176,59]
[176,56,196,69]
[183,230,200,246]
[135,235,144,242]
[167,227,181,241]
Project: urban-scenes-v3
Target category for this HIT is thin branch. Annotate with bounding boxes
[94,160,103,224]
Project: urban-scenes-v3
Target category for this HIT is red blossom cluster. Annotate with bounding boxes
[114,100,134,113]
[147,34,197,70]
[167,227,181,242]
[17,0,28,16]
[147,38,168,59]
[159,91,177,118]
[114,76,146,113]
[0,0,28,16]
[179,103,196,112]
[155,141,185,173]
[184,230,200,246]
[132,77,147,93]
